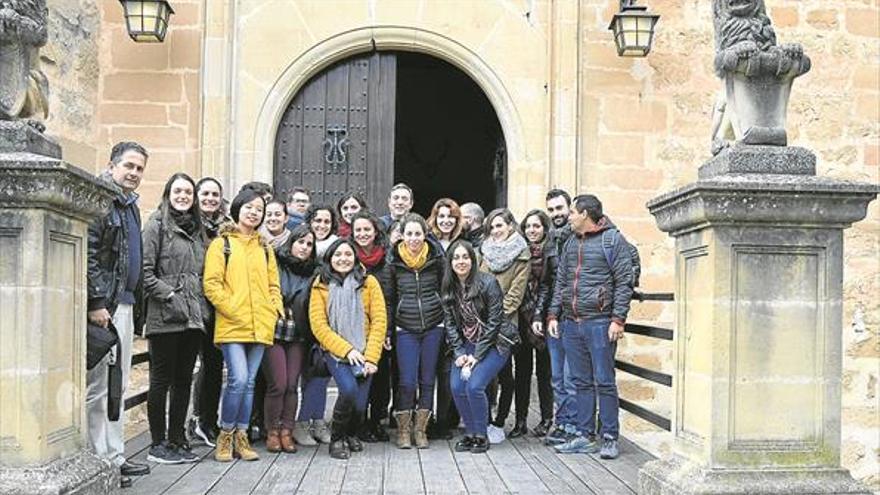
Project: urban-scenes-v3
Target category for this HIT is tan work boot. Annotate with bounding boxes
[234,429,260,461]
[266,429,282,453]
[280,429,297,453]
[394,411,413,449]
[414,409,431,449]
[214,429,234,462]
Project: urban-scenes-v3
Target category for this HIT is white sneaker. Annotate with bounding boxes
[487,424,506,444]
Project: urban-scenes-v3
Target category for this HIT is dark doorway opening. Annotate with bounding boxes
[393,52,506,216]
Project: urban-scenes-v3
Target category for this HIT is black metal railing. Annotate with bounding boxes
[125,350,151,411]
[617,290,674,431]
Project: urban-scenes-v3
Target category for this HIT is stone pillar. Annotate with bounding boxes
[0,122,117,494]
[639,145,878,495]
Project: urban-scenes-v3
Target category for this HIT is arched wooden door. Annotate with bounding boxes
[273,52,397,208]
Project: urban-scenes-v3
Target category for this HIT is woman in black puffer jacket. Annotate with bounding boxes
[388,213,446,449]
[350,211,395,442]
[261,224,317,453]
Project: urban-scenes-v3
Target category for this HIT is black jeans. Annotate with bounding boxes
[434,345,460,431]
[147,330,201,445]
[495,339,555,425]
[367,347,392,422]
[192,315,223,429]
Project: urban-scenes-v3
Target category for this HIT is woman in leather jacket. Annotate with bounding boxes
[441,240,516,453]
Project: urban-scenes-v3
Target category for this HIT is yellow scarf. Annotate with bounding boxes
[398,242,429,270]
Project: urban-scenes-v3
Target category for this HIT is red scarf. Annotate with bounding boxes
[338,220,352,239]
[356,244,386,269]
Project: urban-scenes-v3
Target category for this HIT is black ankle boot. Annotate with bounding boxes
[454,435,475,452]
[346,412,364,452]
[471,435,489,454]
[508,419,528,438]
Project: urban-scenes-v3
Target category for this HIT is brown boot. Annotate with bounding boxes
[214,429,234,462]
[414,409,431,449]
[280,429,297,453]
[394,411,413,449]
[266,429,282,453]
[234,429,260,461]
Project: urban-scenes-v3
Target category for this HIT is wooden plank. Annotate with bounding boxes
[484,438,551,493]
[339,440,385,493]
[124,430,153,460]
[592,436,655,493]
[294,441,348,495]
[208,452,278,494]
[250,448,318,494]
[128,443,213,494]
[418,439,467,495]
[452,445,508,494]
[509,435,595,494]
[556,449,637,495]
[163,453,236,495]
[383,440,424,494]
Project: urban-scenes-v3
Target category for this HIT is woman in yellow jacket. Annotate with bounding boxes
[203,189,283,462]
[309,238,386,460]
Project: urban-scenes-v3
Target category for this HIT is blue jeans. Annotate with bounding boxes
[450,344,510,437]
[562,318,619,439]
[546,331,577,428]
[297,375,330,421]
[220,343,265,430]
[396,326,444,410]
[324,356,373,415]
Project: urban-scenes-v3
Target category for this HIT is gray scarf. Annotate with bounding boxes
[481,232,528,273]
[327,273,366,359]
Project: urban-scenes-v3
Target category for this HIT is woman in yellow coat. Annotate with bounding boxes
[309,238,386,460]
[203,189,283,462]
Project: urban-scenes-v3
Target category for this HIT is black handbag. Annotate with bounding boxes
[86,321,119,370]
[305,344,330,378]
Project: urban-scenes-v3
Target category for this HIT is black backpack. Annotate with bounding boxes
[601,228,641,288]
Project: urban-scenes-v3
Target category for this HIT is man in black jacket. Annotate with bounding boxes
[546,194,633,460]
[85,142,150,486]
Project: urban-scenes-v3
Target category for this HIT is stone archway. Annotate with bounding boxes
[252,26,525,206]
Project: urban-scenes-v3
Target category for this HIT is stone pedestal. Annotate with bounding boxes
[0,122,118,494]
[640,145,878,495]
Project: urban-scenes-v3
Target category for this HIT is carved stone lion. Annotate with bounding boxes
[710,0,810,155]
[0,0,49,128]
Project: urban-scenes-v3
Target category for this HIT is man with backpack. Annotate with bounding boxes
[546,194,634,460]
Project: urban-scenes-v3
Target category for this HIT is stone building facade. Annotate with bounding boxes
[41,0,878,486]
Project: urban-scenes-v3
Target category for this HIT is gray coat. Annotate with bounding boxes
[548,217,633,324]
[142,211,207,336]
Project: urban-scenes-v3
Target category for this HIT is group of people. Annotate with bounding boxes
[85,141,635,488]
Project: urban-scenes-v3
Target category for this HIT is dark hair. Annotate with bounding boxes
[520,209,551,242]
[239,181,273,198]
[110,141,148,164]
[441,239,481,304]
[288,186,311,202]
[545,188,571,207]
[196,176,223,194]
[266,198,288,213]
[388,183,413,200]
[305,204,338,236]
[350,210,387,248]
[287,223,316,261]
[396,212,430,237]
[318,237,365,286]
[159,173,203,236]
[427,198,463,241]
[336,192,368,219]
[572,194,603,223]
[484,208,518,235]
[230,189,266,227]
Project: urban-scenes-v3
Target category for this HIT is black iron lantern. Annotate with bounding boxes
[119,0,174,43]
[608,0,660,57]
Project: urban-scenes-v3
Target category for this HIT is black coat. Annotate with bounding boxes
[443,272,517,362]
[274,237,317,343]
[363,251,395,339]
[388,238,446,332]
[87,173,144,331]
[142,211,207,336]
[528,238,559,324]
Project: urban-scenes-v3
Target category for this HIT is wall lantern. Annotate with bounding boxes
[608,0,660,57]
[119,0,174,43]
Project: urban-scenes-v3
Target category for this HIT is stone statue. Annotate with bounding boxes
[710,0,811,155]
[0,0,50,129]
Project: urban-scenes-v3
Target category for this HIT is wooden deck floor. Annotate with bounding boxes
[124,391,654,494]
